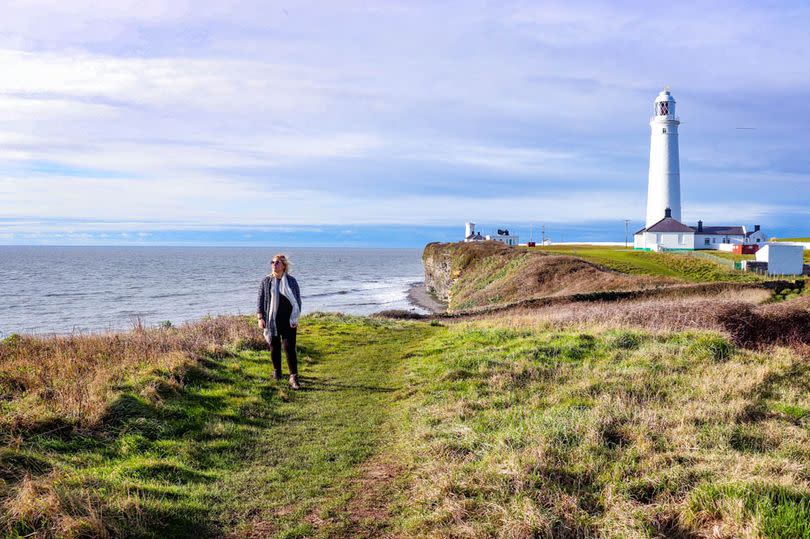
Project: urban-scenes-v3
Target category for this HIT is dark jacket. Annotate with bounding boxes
[257,274,302,337]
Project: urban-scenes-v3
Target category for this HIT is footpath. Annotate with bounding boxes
[206,315,437,537]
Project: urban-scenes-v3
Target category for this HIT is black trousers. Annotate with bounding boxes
[269,329,298,376]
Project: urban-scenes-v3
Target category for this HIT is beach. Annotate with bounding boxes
[406,282,447,313]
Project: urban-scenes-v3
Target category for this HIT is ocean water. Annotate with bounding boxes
[0,246,426,336]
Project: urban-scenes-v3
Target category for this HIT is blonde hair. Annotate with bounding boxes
[270,253,291,276]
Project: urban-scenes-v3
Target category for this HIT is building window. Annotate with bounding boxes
[678,234,684,244]
[656,233,661,244]
[662,128,667,134]
[704,238,710,245]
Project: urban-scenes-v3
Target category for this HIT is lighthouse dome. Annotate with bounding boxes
[655,89,676,102]
[653,88,676,117]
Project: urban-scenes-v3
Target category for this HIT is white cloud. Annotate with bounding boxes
[684,202,809,225]
[0,1,808,239]
[414,144,576,173]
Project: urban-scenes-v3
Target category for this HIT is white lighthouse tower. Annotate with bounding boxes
[645,87,682,227]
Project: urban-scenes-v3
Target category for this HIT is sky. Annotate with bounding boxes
[1,0,809,246]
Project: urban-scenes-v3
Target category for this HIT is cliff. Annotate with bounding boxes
[423,241,671,311]
[422,241,517,304]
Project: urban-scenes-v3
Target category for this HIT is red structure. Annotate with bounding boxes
[732,244,760,255]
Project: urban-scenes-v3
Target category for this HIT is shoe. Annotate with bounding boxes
[273,370,282,381]
[289,374,301,390]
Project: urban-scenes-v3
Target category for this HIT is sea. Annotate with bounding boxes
[0,246,426,337]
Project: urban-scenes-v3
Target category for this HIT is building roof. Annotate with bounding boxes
[645,216,694,233]
[466,233,485,241]
[690,226,745,235]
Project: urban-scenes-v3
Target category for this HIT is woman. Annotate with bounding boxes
[256,253,302,389]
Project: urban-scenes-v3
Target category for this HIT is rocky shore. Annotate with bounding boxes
[407,282,447,313]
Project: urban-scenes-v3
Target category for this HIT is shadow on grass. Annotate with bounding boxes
[297,378,399,394]
[0,449,52,482]
[9,353,289,538]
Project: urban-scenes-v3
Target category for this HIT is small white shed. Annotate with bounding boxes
[755,243,804,275]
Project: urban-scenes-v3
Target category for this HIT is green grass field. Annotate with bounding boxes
[1,315,438,538]
[706,251,756,262]
[4,314,810,537]
[527,245,763,282]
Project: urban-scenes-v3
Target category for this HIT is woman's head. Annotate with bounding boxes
[270,253,290,276]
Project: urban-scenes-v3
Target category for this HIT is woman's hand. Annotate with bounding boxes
[291,322,298,329]
[258,318,266,329]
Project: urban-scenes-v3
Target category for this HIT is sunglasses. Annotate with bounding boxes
[272,259,285,265]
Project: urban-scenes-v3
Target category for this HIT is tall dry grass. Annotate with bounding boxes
[0,316,264,432]
[720,296,810,349]
[472,287,810,351]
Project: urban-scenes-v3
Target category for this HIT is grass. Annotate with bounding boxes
[1,314,440,537]
[4,312,810,537]
[706,251,756,262]
[389,322,810,538]
[685,482,810,539]
[529,244,763,283]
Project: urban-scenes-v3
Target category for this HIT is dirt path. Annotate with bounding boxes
[221,316,437,538]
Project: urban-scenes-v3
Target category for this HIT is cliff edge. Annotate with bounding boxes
[423,241,671,311]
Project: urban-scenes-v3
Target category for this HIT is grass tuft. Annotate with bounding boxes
[685,482,810,539]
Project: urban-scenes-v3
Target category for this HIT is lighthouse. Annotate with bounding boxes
[645,88,681,227]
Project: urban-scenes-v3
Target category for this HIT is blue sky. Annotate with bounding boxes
[1,0,808,246]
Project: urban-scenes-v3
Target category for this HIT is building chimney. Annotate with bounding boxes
[664,207,672,219]
[698,220,703,232]
[754,224,760,232]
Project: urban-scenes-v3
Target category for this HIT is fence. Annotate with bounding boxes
[681,250,739,270]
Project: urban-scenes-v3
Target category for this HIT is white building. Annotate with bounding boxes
[693,222,768,250]
[464,222,518,246]
[634,88,768,251]
[464,222,485,242]
[486,229,519,246]
[646,88,681,227]
[634,209,768,251]
[634,208,693,251]
[755,244,804,275]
